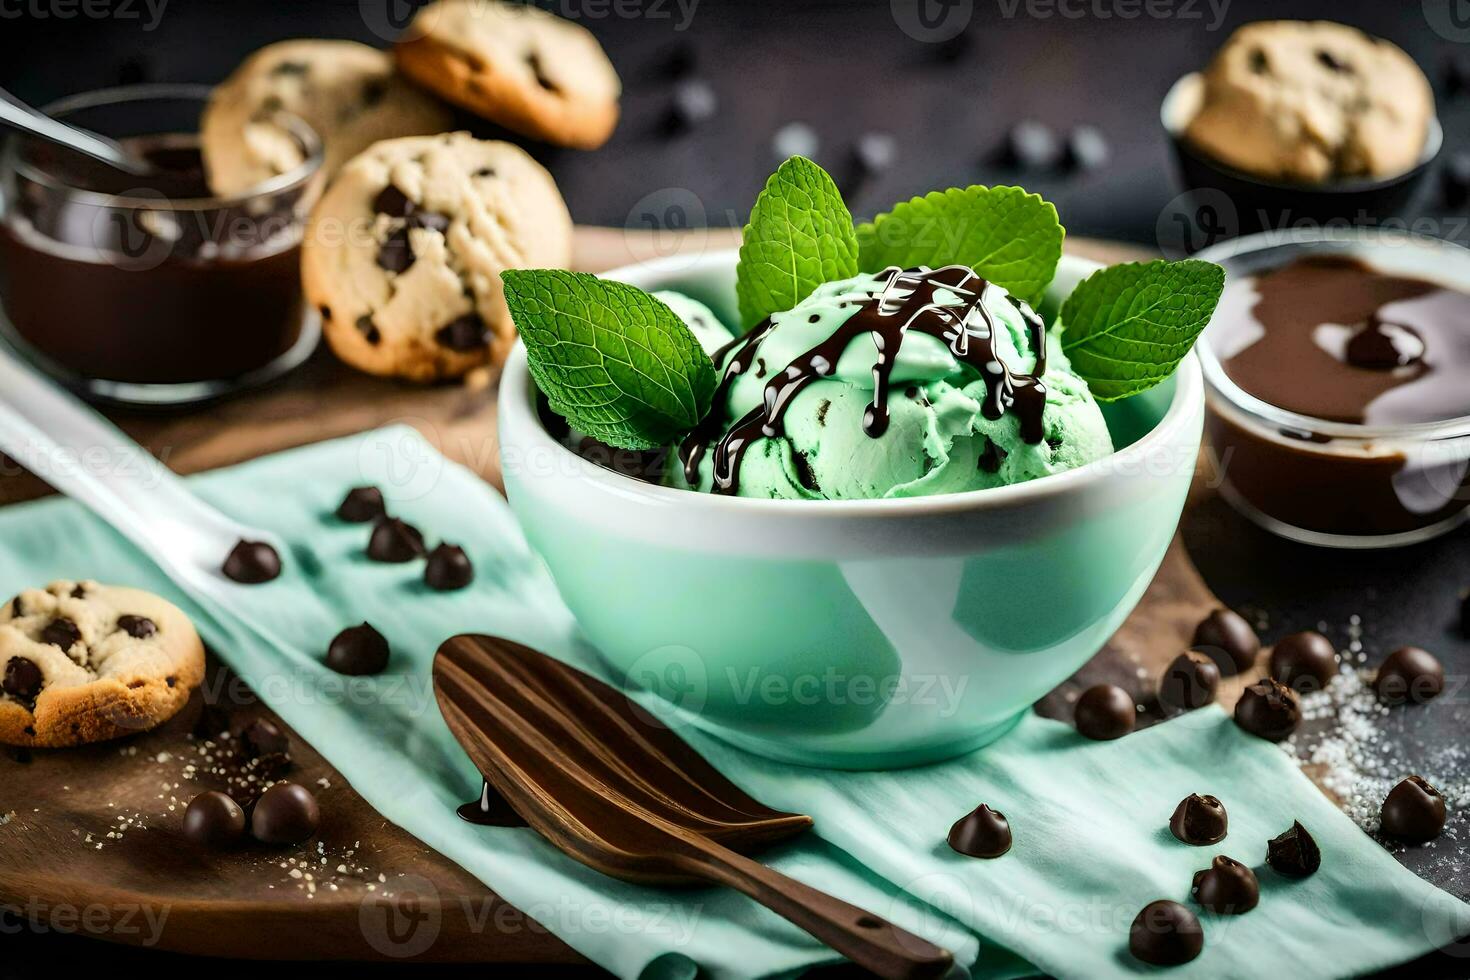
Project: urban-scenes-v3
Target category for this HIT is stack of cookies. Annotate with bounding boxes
[199,0,622,383]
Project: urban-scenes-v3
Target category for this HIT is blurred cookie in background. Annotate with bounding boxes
[395,0,621,150]
[303,132,572,383]
[202,39,454,197]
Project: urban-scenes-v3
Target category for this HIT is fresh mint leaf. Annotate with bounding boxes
[855,186,1064,306]
[502,269,717,450]
[735,156,859,327]
[1059,259,1225,402]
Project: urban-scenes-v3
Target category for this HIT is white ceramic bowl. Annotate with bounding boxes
[498,250,1204,769]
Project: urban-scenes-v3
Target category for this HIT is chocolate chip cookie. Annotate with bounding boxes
[302,132,572,381]
[0,581,206,748]
[1184,21,1434,183]
[395,0,621,150]
[202,39,454,197]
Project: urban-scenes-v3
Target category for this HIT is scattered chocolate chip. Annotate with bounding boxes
[238,717,290,758]
[318,305,332,323]
[376,227,415,274]
[1269,631,1337,693]
[223,539,282,584]
[367,518,425,563]
[1249,47,1270,74]
[1158,651,1219,712]
[326,623,391,676]
[666,79,718,132]
[70,584,87,599]
[947,803,1011,858]
[1233,678,1300,742]
[1074,684,1135,741]
[852,132,897,176]
[372,184,415,218]
[1192,608,1260,676]
[1065,125,1109,171]
[425,544,475,591]
[116,615,157,639]
[3,657,43,701]
[183,791,247,848]
[250,782,321,845]
[1316,49,1352,73]
[474,167,496,178]
[40,617,81,650]
[1267,821,1320,877]
[1375,646,1445,705]
[1004,120,1062,170]
[361,77,387,106]
[337,486,387,523]
[436,312,490,352]
[1191,855,1259,914]
[1381,775,1446,843]
[1129,900,1203,966]
[9,597,22,618]
[355,315,381,345]
[1170,793,1227,845]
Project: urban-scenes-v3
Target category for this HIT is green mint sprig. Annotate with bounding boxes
[735,156,859,327]
[501,269,716,450]
[1059,259,1225,402]
[855,186,1063,306]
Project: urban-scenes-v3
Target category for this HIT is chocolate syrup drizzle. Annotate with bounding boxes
[678,265,1050,495]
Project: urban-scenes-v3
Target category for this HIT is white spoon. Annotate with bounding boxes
[0,85,155,176]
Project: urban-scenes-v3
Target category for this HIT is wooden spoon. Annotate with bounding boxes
[433,635,955,980]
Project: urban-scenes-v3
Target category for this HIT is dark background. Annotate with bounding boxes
[2,1,1470,976]
[0,0,1466,247]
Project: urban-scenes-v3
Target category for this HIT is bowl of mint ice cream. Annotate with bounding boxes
[496,159,1217,769]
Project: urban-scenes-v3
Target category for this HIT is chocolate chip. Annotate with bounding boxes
[1191,608,1260,675]
[1158,651,1219,713]
[362,78,387,106]
[355,315,381,345]
[1316,49,1352,73]
[3,657,43,701]
[367,517,425,563]
[1381,775,1446,843]
[1233,678,1300,742]
[1129,900,1203,966]
[526,52,561,93]
[326,623,391,676]
[425,544,475,592]
[250,782,321,845]
[40,617,81,650]
[238,717,290,758]
[271,60,310,76]
[666,79,718,132]
[1375,646,1445,705]
[408,210,451,234]
[977,438,1007,474]
[1249,47,1270,74]
[474,167,496,178]
[1266,821,1320,877]
[9,597,21,618]
[318,305,332,323]
[1004,120,1062,170]
[1065,125,1110,173]
[1269,631,1337,693]
[1170,793,1227,845]
[70,584,86,599]
[1073,684,1135,740]
[223,540,282,584]
[183,791,247,848]
[791,451,821,493]
[435,312,490,352]
[116,615,157,639]
[373,184,415,218]
[376,227,415,274]
[947,803,1011,858]
[337,486,387,523]
[1191,856,1259,914]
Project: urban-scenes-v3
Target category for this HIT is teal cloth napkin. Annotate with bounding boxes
[2,426,1465,979]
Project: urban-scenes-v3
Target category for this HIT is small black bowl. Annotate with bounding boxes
[1160,73,1443,245]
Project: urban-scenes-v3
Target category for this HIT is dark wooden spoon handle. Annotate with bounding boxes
[686,839,954,980]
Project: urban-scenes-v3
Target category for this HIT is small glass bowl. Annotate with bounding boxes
[0,84,325,407]
[1197,230,1470,549]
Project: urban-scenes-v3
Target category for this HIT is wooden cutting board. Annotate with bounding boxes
[1,230,1234,964]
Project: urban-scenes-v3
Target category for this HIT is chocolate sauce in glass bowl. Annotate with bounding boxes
[1206,253,1470,543]
[0,132,316,389]
[679,265,1049,495]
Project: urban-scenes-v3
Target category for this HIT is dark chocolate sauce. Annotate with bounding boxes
[456,778,527,827]
[678,266,1048,495]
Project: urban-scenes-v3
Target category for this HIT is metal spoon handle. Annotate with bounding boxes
[688,842,955,980]
[0,88,153,175]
